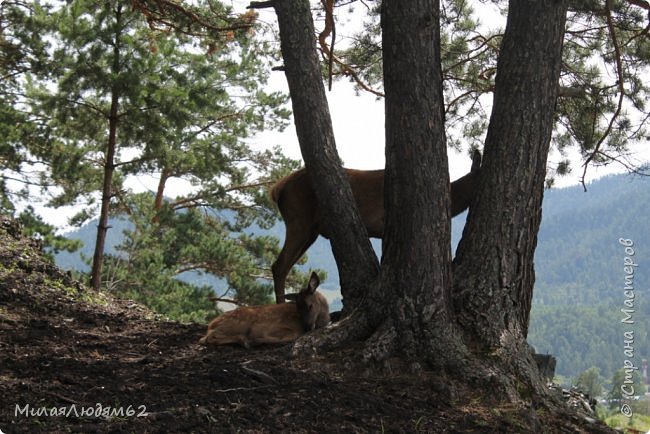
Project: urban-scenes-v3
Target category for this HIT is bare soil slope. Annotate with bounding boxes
[0,216,616,433]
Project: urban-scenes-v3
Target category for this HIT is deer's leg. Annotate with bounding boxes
[199,330,247,346]
[272,224,318,303]
[252,325,302,345]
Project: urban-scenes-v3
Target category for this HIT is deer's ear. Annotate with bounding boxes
[307,272,320,294]
[471,149,482,172]
[285,293,298,302]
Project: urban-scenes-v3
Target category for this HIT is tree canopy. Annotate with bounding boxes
[327,0,650,185]
[0,0,313,317]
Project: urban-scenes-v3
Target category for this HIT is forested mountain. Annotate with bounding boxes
[535,175,649,304]
[528,174,649,381]
[56,173,649,380]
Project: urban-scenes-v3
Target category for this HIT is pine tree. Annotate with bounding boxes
[0,1,53,212]
[576,366,604,397]
[20,0,294,297]
[103,192,318,321]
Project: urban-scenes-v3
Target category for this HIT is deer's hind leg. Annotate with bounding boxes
[251,325,302,345]
[272,222,319,304]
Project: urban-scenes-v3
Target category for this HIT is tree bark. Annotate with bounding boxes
[269,0,380,314]
[374,0,464,365]
[154,167,169,213]
[453,0,568,348]
[90,4,122,291]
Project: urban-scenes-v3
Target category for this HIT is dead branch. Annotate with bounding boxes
[208,295,241,306]
[131,0,254,37]
[318,0,336,91]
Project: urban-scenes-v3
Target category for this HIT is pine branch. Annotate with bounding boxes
[132,0,255,36]
[169,180,273,211]
[175,261,270,280]
[63,97,108,118]
[223,180,274,193]
[580,0,627,191]
[0,173,55,188]
[247,1,276,10]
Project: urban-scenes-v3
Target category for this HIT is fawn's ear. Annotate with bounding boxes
[305,272,320,294]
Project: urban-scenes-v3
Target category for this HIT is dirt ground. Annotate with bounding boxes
[0,217,618,433]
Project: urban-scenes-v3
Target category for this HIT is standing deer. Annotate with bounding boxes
[270,150,482,303]
[199,272,329,347]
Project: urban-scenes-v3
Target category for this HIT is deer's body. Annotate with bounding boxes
[270,151,482,303]
[271,168,386,239]
[199,273,328,347]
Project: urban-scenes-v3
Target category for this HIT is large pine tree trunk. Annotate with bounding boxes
[453,0,568,349]
[268,0,380,314]
[374,0,464,364]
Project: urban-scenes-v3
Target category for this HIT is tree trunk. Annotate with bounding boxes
[150,167,169,224]
[90,101,118,291]
[453,0,568,349]
[269,0,380,314]
[90,4,122,291]
[154,167,169,213]
[371,0,464,365]
[266,0,570,402]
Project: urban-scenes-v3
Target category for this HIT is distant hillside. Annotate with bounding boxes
[56,217,129,272]
[55,173,650,381]
[535,175,650,304]
[528,174,649,380]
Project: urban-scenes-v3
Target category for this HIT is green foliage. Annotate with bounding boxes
[103,253,218,323]
[92,193,320,321]
[3,0,293,219]
[16,206,82,260]
[19,0,288,218]
[1,0,303,317]
[609,368,646,404]
[574,366,604,398]
[0,1,54,210]
[124,194,281,305]
[604,412,650,432]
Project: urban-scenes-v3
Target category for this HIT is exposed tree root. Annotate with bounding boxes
[360,320,398,365]
[294,314,550,407]
[286,314,612,432]
[290,310,375,358]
